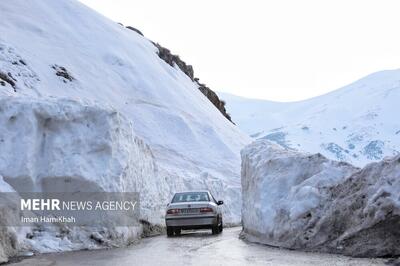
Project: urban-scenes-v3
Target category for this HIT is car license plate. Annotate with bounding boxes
[181,208,199,214]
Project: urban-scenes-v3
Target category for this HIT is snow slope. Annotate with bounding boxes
[0,0,249,260]
[241,139,400,257]
[220,70,400,166]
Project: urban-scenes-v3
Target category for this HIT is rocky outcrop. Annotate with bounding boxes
[125,25,232,123]
[152,42,233,123]
[241,139,400,257]
[152,42,194,80]
[195,79,232,122]
[126,26,143,36]
[0,71,16,91]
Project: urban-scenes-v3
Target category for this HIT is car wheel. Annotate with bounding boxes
[174,228,181,236]
[166,226,174,237]
[212,224,219,235]
[219,220,223,233]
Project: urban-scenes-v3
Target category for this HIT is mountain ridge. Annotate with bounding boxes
[220,68,400,166]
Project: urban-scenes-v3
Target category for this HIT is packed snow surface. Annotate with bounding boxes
[0,0,250,261]
[220,70,400,166]
[241,139,400,257]
[7,227,388,266]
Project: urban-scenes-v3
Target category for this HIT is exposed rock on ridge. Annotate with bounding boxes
[125,25,232,123]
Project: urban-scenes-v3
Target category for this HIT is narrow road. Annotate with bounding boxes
[10,228,386,266]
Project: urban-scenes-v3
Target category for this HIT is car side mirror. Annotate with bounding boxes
[217,200,224,205]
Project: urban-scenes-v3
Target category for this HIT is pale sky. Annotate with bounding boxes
[79,0,400,102]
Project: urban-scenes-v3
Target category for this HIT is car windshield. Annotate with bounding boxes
[172,192,210,203]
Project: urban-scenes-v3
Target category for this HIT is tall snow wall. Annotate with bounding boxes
[0,97,157,262]
[241,139,400,257]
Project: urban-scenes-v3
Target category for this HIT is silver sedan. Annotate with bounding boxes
[165,191,224,236]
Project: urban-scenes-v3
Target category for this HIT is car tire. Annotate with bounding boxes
[219,220,223,233]
[167,226,174,237]
[212,224,219,235]
[174,228,181,236]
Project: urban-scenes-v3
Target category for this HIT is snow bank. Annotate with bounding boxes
[241,140,357,247]
[0,176,34,263]
[0,97,153,257]
[0,176,19,263]
[241,139,400,257]
[0,97,155,194]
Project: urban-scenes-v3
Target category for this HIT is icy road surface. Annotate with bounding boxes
[9,228,386,266]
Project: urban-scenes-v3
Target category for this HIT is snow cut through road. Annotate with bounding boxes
[9,228,386,266]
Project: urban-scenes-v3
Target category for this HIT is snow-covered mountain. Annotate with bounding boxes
[220,70,400,166]
[0,0,249,260]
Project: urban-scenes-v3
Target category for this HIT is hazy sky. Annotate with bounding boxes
[79,0,400,102]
